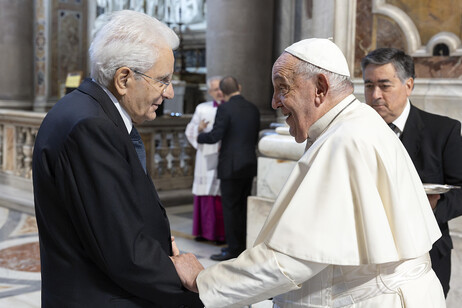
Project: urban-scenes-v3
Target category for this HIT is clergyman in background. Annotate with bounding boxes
[197,76,260,261]
[185,76,226,245]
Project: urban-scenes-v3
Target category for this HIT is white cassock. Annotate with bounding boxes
[185,101,221,196]
[196,94,446,307]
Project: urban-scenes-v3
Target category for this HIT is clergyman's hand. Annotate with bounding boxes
[198,120,209,133]
[170,253,204,293]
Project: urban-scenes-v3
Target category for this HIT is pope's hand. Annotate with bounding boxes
[170,253,204,293]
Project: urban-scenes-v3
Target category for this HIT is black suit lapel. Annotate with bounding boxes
[401,104,423,160]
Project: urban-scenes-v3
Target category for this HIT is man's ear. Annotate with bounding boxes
[314,74,329,106]
[405,77,414,96]
[113,67,131,96]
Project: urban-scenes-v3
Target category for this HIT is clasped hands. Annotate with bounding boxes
[170,236,204,293]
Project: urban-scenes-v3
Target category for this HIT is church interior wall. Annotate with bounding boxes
[0,0,34,109]
[0,0,461,124]
[50,0,88,100]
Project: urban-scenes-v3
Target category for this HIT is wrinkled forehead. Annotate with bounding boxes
[272,52,299,82]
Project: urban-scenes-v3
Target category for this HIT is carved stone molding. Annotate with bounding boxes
[372,0,421,54]
[426,32,462,56]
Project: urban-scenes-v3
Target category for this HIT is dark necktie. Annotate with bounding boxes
[130,126,147,173]
[388,123,401,135]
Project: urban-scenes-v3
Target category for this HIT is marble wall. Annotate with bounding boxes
[388,0,461,45]
[50,0,88,100]
[354,0,462,78]
[0,0,34,109]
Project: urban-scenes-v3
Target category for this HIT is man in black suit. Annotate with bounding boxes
[197,76,260,261]
[32,10,202,307]
[361,47,462,297]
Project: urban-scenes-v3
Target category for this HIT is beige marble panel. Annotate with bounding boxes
[388,0,462,44]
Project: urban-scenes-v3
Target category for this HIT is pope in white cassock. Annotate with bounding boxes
[171,38,446,307]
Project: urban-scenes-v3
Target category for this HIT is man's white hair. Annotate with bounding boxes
[294,60,353,96]
[89,10,179,87]
[206,76,223,89]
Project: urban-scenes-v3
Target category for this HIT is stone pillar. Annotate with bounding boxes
[333,0,357,77]
[0,0,34,110]
[33,0,50,112]
[206,0,275,121]
[273,0,296,60]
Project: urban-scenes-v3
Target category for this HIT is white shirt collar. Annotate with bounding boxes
[94,80,133,134]
[390,99,410,136]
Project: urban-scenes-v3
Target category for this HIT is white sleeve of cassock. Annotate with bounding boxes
[196,242,328,308]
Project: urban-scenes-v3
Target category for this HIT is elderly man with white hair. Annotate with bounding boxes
[33,10,202,307]
[171,38,446,307]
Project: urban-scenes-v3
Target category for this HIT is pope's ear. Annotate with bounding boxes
[314,74,329,105]
[113,67,131,96]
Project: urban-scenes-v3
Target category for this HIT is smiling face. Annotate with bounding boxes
[363,63,413,124]
[271,53,320,143]
[118,47,175,124]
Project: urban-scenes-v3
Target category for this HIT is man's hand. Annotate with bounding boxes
[198,120,209,133]
[171,236,179,256]
[427,194,441,210]
[170,253,204,293]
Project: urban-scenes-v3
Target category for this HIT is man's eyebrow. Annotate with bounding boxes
[273,75,287,82]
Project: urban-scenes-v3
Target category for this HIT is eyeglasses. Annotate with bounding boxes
[132,70,171,93]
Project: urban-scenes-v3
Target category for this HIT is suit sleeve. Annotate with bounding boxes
[434,121,462,224]
[55,118,202,307]
[197,105,229,144]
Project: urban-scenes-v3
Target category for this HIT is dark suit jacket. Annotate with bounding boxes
[401,104,462,258]
[32,79,202,307]
[197,94,260,180]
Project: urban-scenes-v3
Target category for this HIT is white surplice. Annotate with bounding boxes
[185,101,221,196]
[196,95,445,307]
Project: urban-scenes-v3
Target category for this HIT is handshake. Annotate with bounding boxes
[170,236,204,293]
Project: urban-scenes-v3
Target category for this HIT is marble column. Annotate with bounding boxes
[33,0,50,112]
[0,0,34,110]
[206,0,276,121]
[333,0,357,77]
